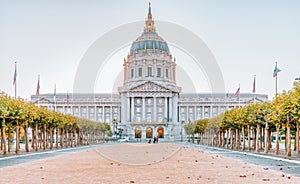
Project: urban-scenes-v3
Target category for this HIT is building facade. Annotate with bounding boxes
[31,4,268,141]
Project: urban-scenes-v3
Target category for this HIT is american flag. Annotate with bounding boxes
[273,63,281,77]
[36,76,40,96]
[234,85,240,97]
[13,62,17,85]
[252,75,256,93]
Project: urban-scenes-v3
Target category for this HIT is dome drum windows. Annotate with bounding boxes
[130,39,170,53]
[146,40,153,49]
[157,68,161,77]
[138,68,143,77]
[147,67,152,77]
[165,69,169,78]
[131,68,134,78]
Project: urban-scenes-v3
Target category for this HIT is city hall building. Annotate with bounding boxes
[31,4,268,141]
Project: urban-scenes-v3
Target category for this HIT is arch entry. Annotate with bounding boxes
[135,128,142,138]
[146,127,153,138]
[157,127,164,138]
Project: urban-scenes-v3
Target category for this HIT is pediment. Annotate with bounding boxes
[247,97,263,103]
[39,98,52,103]
[119,80,181,93]
[131,81,170,92]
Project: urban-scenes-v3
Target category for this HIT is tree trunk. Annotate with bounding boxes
[255,124,260,152]
[60,129,64,148]
[50,127,53,150]
[77,130,81,146]
[31,129,35,149]
[247,125,251,151]
[259,126,263,150]
[253,128,256,150]
[221,131,224,147]
[264,121,269,154]
[242,126,245,151]
[15,119,20,154]
[297,122,299,155]
[268,130,272,150]
[286,117,292,157]
[226,130,229,149]
[73,128,77,147]
[275,124,280,155]
[192,133,195,144]
[230,129,233,149]
[1,119,7,155]
[65,130,69,148]
[70,131,73,147]
[25,122,29,152]
[285,129,287,151]
[235,128,239,150]
[43,124,47,151]
[7,126,11,153]
[35,124,38,151]
[55,126,59,149]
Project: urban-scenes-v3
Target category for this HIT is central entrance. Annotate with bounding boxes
[146,127,153,138]
[157,127,164,138]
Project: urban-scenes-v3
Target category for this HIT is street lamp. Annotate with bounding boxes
[113,117,118,140]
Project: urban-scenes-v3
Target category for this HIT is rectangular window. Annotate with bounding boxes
[147,67,152,77]
[166,69,169,78]
[157,68,161,77]
[138,68,142,77]
[131,69,134,78]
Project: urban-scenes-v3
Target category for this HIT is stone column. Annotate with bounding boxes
[127,97,130,122]
[153,97,156,122]
[194,106,197,121]
[87,106,90,119]
[102,105,105,122]
[172,94,178,123]
[94,106,97,121]
[164,97,168,121]
[110,105,113,123]
[79,106,82,117]
[186,106,188,122]
[142,96,146,122]
[210,105,213,118]
[169,97,172,122]
[121,94,127,123]
[131,97,135,122]
[202,105,204,119]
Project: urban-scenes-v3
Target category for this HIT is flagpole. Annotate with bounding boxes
[71,92,74,115]
[253,75,256,104]
[54,84,57,111]
[238,84,240,108]
[37,75,40,107]
[14,62,17,99]
[275,62,278,95]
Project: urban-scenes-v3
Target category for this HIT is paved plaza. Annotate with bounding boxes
[0,143,299,183]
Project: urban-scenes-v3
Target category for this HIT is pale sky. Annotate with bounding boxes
[1,0,299,100]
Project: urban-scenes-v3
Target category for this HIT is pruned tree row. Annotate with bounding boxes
[185,81,300,157]
[0,93,111,155]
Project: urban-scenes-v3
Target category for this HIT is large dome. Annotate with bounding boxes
[130,32,170,54]
[129,3,170,55]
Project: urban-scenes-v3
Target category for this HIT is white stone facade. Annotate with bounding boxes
[31,4,268,141]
